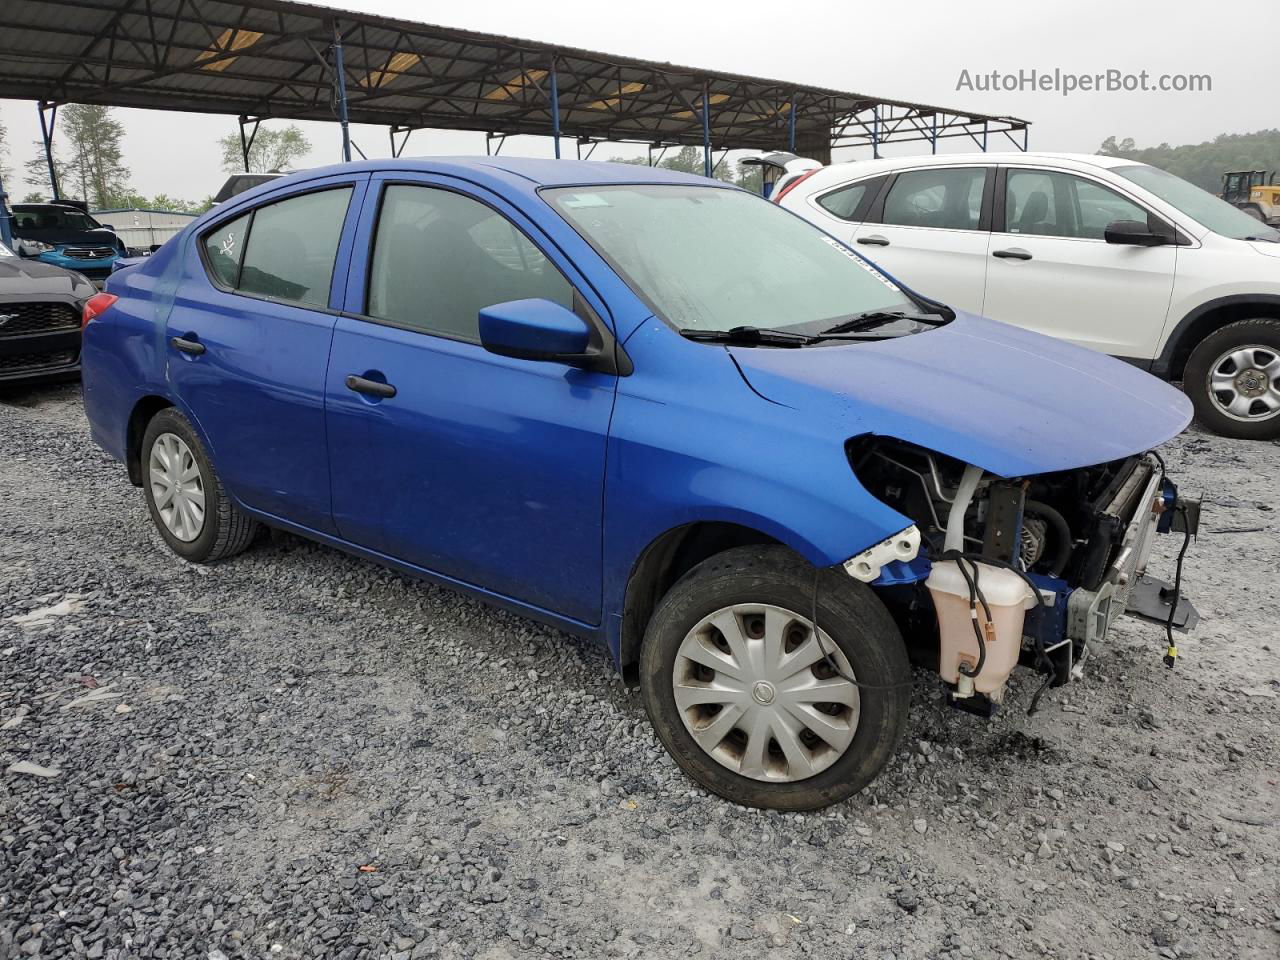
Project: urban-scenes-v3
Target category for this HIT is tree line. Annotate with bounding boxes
[1097,129,1280,192]
[0,105,313,214]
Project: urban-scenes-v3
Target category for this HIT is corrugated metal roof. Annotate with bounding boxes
[0,0,1029,153]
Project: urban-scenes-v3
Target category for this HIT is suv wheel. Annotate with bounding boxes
[639,545,911,810]
[1184,318,1280,440]
[141,408,259,562]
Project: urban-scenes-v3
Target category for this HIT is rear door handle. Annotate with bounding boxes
[345,375,396,399]
[170,336,206,355]
[992,248,1033,260]
[857,235,890,246]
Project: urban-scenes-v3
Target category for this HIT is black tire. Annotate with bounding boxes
[639,545,911,810]
[1183,318,1280,441]
[140,407,259,562]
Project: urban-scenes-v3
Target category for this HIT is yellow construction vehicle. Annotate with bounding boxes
[1221,170,1280,224]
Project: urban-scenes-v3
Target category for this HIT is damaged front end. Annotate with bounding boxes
[845,437,1200,715]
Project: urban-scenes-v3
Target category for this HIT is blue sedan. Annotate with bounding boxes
[81,158,1195,809]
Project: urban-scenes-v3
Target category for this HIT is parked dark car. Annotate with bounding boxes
[11,201,127,283]
[0,238,96,386]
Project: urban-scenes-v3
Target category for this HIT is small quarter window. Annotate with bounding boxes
[202,213,250,287]
[816,181,872,221]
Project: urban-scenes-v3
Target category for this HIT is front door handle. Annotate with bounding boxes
[345,375,396,399]
[857,235,890,246]
[992,248,1033,261]
[170,336,206,356]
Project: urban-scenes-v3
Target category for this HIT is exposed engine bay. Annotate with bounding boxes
[845,437,1200,715]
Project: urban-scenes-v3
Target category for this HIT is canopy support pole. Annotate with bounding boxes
[238,115,263,171]
[787,92,797,152]
[930,113,938,154]
[701,82,712,178]
[389,126,413,158]
[38,101,60,200]
[549,55,561,159]
[330,23,351,163]
[871,105,880,159]
[0,169,13,249]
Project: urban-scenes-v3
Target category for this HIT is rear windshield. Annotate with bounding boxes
[1114,165,1280,242]
[545,184,918,336]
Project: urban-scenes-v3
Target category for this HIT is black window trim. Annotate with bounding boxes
[350,178,630,375]
[993,165,1182,241]
[812,174,887,223]
[195,181,359,313]
[867,165,995,232]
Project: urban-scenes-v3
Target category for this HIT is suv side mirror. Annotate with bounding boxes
[1104,219,1169,247]
[97,223,115,232]
[479,298,596,366]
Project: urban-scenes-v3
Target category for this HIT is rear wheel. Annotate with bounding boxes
[141,408,259,562]
[1183,318,1280,440]
[639,545,911,810]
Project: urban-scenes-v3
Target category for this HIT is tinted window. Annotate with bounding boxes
[14,206,101,231]
[882,168,987,230]
[1005,170,1149,239]
[367,185,572,341]
[816,181,871,220]
[236,188,352,307]
[203,212,251,287]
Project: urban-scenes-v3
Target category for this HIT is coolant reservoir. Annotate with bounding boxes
[928,560,1035,696]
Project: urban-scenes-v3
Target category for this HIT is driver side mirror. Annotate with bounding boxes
[479,298,597,366]
[1104,219,1169,247]
[98,223,115,232]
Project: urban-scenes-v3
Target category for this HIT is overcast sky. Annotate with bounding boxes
[0,0,1267,203]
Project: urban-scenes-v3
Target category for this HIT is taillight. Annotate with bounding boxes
[82,292,118,329]
[772,167,821,204]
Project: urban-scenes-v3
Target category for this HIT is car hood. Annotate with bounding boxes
[729,312,1192,477]
[1248,239,1280,258]
[0,256,94,297]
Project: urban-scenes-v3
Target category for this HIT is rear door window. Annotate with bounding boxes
[881,168,988,230]
[237,189,353,307]
[200,187,353,308]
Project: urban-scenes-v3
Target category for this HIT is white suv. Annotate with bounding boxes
[773,152,1280,440]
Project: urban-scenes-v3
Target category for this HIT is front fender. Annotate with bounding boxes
[600,323,913,650]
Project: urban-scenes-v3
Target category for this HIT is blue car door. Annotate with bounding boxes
[165,175,368,533]
[325,175,616,625]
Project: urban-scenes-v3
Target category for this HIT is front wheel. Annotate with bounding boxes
[1183,318,1280,440]
[639,545,911,810]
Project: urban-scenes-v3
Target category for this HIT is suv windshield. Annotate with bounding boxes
[15,206,104,231]
[1114,165,1280,241]
[546,184,922,337]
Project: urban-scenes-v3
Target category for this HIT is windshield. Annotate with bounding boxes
[1114,165,1280,241]
[15,207,103,231]
[545,184,920,336]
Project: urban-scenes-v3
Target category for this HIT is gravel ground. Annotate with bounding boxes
[0,382,1277,960]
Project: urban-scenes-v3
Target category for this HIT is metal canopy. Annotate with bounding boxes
[0,0,1030,163]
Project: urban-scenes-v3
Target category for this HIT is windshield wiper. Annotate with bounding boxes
[679,325,812,347]
[1244,234,1279,243]
[819,309,949,336]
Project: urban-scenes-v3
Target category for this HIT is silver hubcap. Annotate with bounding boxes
[673,603,860,783]
[1208,345,1280,422]
[148,432,205,542]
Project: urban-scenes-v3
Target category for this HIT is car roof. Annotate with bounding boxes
[791,151,1146,194]
[259,155,719,194]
